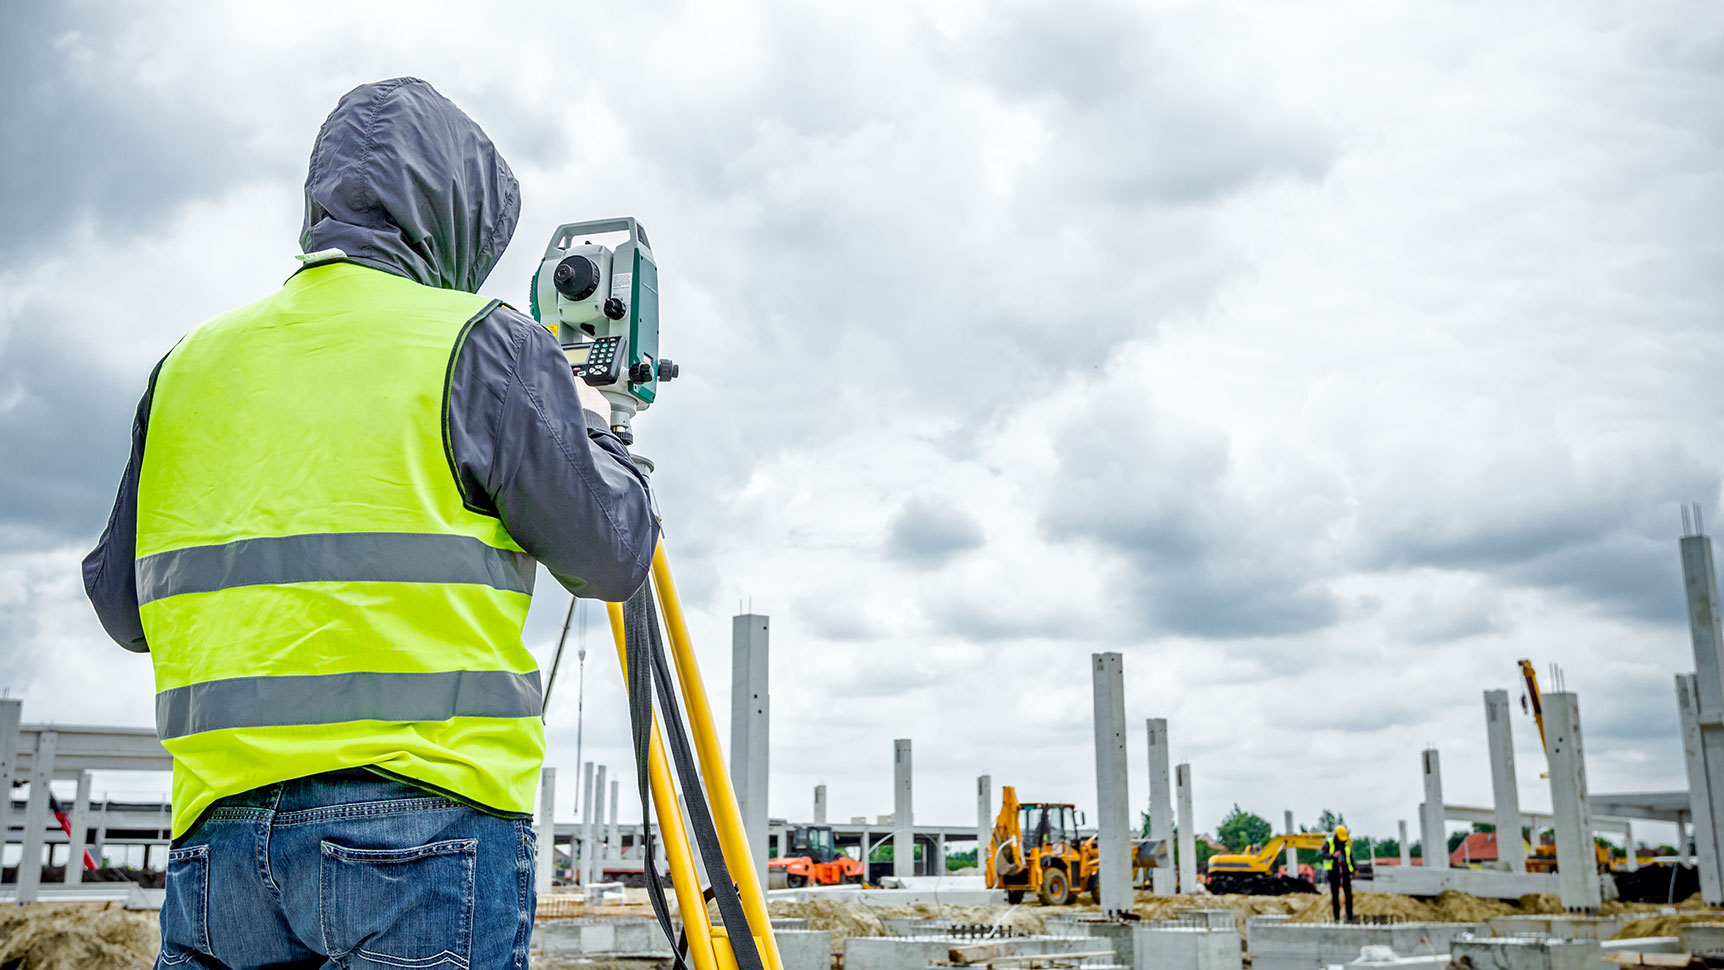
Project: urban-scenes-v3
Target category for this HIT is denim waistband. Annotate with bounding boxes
[210,767,444,814]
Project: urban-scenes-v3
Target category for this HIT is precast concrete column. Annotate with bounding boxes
[1544,691,1602,910]
[1421,748,1448,868]
[0,699,19,869]
[1091,652,1131,913]
[935,833,946,876]
[1283,810,1297,878]
[1399,820,1411,867]
[607,780,620,869]
[1677,676,1719,897]
[580,762,595,885]
[17,730,57,904]
[893,739,914,878]
[65,771,91,885]
[93,794,107,867]
[1146,718,1174,895]
[861,821,873,879]
[1679,812,1694,864]
[731,613,771,881]
[814,784,827,825]
[1680,526,1724,904]
[589,765,608,885]
[537,768,557,891]
[1484,689,1526,872]
[1176,763,1196,894]
[977,774,992,877]
[1624,820,1637,871]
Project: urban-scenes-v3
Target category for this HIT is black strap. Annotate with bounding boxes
[623,583,768,970]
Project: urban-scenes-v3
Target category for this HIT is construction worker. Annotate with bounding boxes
[82,78,658,969]
[1324,825,1357,922]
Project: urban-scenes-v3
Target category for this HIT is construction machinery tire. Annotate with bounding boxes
[787,874,807,888]
[1039,868,1072,906]
[843,872,863,885]
[1087,874,1101,904]
[1006,889,1026,905]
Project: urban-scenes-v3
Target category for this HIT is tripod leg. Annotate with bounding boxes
[651,545,784,970]
[607,601,718,970]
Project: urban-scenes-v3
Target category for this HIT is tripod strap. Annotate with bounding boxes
[623,582,769,970]
[622,585,688,970]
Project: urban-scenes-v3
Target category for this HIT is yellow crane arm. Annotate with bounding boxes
[1518,659,1547,753]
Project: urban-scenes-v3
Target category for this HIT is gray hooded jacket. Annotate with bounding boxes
[84,77,659,652]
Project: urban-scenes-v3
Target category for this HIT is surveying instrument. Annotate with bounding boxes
[532,218,780,970]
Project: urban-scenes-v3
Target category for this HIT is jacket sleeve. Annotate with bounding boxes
[82,367,160,653]
[447,305,659,601]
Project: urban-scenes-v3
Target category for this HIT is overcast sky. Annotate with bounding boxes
[4,0,1724,852]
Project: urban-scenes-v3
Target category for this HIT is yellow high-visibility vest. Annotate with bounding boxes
[137,261,544,836]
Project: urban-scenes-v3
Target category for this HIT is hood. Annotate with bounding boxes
[300,77,519,293]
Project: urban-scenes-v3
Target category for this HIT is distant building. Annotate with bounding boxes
[1450,831,1503,867]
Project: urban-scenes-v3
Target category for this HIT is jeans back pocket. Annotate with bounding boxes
[319,837,477,970]
[159,843,211,965]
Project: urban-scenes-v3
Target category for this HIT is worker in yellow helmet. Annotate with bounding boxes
[1323,824,1356,922]
[84,78,658,968]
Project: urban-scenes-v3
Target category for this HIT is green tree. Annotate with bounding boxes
[1447,830,1468,853]
[1317,809,1346,832]
[1376,838,1400,858]
[947,849,977,871]
[1217,805,1272,852]
[1472,823,1495,833]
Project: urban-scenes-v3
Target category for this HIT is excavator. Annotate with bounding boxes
[985,786,1102,905]
[768,824,864,887]
[1204,833,1328,895]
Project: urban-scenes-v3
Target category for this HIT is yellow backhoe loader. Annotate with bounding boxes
[985,786,1102,905]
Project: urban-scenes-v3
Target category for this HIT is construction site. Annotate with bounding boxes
[6,510,1724,970]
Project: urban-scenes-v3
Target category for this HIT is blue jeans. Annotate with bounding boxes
[157,768,537,970]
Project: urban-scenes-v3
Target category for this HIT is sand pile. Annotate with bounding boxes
[0,902,158,970]
[1432,890,1519,921]
[766,898,888,946]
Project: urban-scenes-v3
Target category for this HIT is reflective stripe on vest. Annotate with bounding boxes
[136,262,544,837]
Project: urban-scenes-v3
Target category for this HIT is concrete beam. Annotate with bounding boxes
[1545,691,1602,910]
[1146,718,1174,895]
[731,613,771,881]
[1421,749,1448,869]
[1177,763,1196,894]
[893,739,913,878]
[537,767,557,891]
[1092,652,1131,913]
[1484,689,1526,872]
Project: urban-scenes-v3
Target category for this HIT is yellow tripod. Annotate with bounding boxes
[604,543,783,970]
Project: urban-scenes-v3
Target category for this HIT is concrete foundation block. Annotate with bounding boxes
[1484,916,1625,941]
[532,917,672,957]
[1680,923,1724,954]
[1043,917,1138,966]
[1599,937,1681,960]
[844,934,1095,970]
[1134,925,1242,970]
[1248,922,1483,970]
[773,929,832,970]
[1449,938,1598,970]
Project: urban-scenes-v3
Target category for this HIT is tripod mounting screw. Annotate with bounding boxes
[603,296,627,320]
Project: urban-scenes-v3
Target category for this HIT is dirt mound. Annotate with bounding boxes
[1431,890,1518,922]
[767,899,887,946]
[0,902,158,970]
[1289,892,1437,924]
[1519,894,1564,914]
[1610,911,1724,941]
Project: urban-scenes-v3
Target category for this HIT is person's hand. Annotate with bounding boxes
[575,378,611,425]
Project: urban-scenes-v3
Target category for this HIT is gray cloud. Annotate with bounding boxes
[0,3,279,264]
[885,497,985,568]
